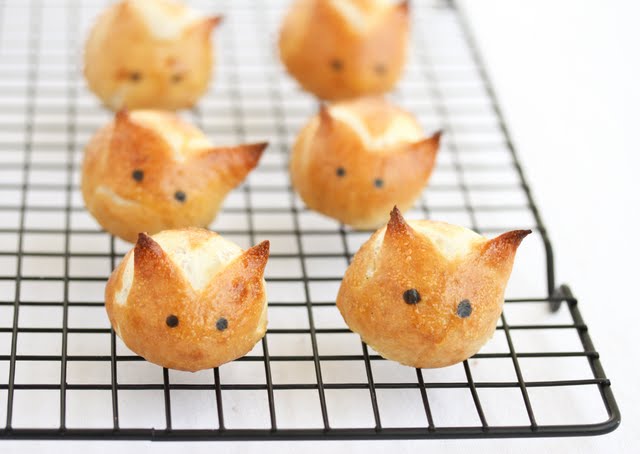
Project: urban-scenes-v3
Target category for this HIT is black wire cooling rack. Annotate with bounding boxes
[0,0,620,441]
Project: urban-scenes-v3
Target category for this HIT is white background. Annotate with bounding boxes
[4,0,639,452]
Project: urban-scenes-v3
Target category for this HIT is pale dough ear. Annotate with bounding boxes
[193,142,267,188]
[478,229,531,268]
[130,233,194,307]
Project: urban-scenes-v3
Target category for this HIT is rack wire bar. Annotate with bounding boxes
[0,0,619,441]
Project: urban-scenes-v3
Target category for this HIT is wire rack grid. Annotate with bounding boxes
[0,0,619,441]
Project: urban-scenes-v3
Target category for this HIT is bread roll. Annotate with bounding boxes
[82,110,266,242]
[279,0,409,100]
[290,97,440,229]
[337,207,530,368]
[105,228,269,371]
[84,0,221,110]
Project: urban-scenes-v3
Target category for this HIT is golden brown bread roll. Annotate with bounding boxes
[84,0,221,110]
[81,110,267,242]
[337,207,530,368]
[279,0,409,100]
[105,228,269,371]
[289,97,440,229]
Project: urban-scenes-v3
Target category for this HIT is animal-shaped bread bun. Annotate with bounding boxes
[84,0,221,110]
[279,0,409,100]
[105,228,269,371]
[81,110,267,242]
[290,97,440,229]
[337,207,530,368]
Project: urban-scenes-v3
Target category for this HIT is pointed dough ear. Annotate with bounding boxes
[379,0,409,27]
[315,0,366,37]
[408,130,441,153]
[108,110,171,165]
[134,233,183,283]
[317,104,334,136]
[382,207,438,255]
[111,0,156,40]
[374,208,444,299]
[113,0,131,19]
[194,142,267,188]
[113,108,132,133]
[197,240,270,311]
[185,15,222,39]
[478,229,531,267]
[130,233,193,305]
[383,205,415,244]
[239,240,270,277]
[396,0,410,16]
[397,130,441,171]
[314,104,369,151]
[112,1,136,24]
[205,15,223,31]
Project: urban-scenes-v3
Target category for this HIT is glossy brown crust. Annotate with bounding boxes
[289,98,440,229]
[105,230,270,371]
[81,110,267,242]
[84,0,221,110]
[279,0,409,100]
[336,207,530,368]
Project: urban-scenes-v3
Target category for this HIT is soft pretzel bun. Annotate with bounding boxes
[290,97,440,229]
[105,228,269,371]
[84,0,221,110]
[81,110,267,242]
[279,0,409,100]
[337,207,530,368]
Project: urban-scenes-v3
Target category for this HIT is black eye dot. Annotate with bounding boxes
[174,190,186,203]
[457,299,472,318]
[172,73,183,83]
[403,288,421,305]
[216,317,228,331]
[336,167,346,177]
[330,59,343,71]
[166,314,179,328]
[374,63,387,75]
[374,178,384,188]
[131,169,144,182]
[129,72,142,82]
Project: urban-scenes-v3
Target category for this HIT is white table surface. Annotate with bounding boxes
[4,0,639,452]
